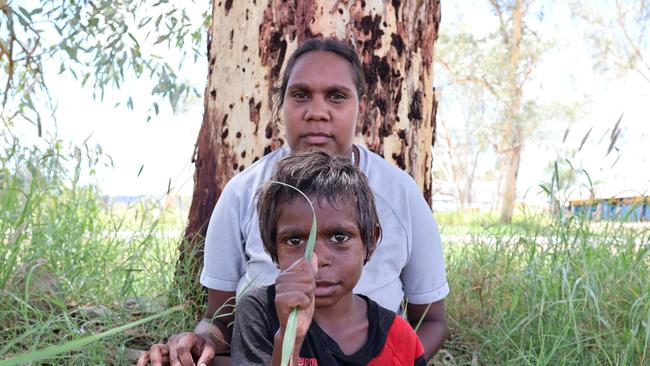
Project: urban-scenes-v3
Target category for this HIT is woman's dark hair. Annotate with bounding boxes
[276,38,366,108]
[256,149,380,264]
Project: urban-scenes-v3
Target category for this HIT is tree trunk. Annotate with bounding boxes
[499,144,522,223]
[497,0,525,224]
[178,0,441,312]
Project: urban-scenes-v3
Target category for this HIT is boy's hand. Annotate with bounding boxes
[274,254,318,342]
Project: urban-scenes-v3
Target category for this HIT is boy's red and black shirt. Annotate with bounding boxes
[231,285,427,366]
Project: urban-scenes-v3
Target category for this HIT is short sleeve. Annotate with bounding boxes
[401,185,449,304]
[231,288,275,365]
[200,181,247,291]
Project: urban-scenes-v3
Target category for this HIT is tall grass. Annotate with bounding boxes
[0,139,196,364]
[440,211,649,365]
[2,137,647,365]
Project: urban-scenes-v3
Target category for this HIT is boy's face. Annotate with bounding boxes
[275,195,365,308]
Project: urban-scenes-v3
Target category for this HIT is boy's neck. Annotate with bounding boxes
[312,293,369,355]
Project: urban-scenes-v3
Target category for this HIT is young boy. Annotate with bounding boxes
[231,150,427,365]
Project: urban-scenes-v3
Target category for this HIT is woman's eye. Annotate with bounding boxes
[285,236,304,246]
[330,232,350,243]
[292,92,309,101]
[329,93,347,103]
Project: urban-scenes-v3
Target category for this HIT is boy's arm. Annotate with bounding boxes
[407,299,447,361]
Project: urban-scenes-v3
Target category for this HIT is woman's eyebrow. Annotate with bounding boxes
[327,85,353,94]
[286,83,311,91]
[287,83,353,93]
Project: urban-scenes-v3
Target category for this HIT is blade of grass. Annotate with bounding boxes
[0,304,184,366]
[268,180,317,366]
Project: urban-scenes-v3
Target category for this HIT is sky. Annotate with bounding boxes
[6,1,649,205]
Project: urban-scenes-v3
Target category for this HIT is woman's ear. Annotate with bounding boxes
[356,95,367,133]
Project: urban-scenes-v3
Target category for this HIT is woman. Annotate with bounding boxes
[138,38,448,366]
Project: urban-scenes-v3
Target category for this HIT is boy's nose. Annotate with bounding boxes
[313,240,333,267]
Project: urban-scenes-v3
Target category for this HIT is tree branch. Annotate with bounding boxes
[437,58,499,98]
[615,0,650,83]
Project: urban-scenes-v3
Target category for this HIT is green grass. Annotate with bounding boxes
[1,141,648,365]
[0,141,198,364]
[439,214,649,365]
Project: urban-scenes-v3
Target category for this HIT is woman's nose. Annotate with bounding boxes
[304,97,330,121]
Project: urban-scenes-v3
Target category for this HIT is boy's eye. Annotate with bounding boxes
[330,232,350,243]
[285,236,304,246]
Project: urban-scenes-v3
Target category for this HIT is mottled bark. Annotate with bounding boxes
[178,0,441,310]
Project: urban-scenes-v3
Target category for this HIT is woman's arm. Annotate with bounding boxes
[137,289,235,366]
[196,289,237,351]
[406,299,447,361]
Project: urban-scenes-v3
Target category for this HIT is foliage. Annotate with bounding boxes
[0,0,209,132]
[570,0,650,84]
[0,137,196,364]
[434,1,587,222]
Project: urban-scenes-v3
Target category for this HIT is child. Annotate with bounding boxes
[231,150,427,365]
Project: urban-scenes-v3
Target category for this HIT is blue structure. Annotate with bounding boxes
[568,196,649,222]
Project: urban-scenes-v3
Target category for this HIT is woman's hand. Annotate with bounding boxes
[274,254,318,348]
[136,332,216,366]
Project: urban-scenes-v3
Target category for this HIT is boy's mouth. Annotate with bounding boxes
[314,280,339,297]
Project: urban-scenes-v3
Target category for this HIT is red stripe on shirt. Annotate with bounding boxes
[367,316,426,365]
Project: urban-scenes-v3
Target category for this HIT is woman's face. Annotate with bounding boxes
[282,50,365,158]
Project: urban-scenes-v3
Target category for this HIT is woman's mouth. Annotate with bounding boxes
[301,133,332,145]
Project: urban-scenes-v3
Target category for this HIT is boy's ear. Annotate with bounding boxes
[373,224,381,245]
[365,225,382,263]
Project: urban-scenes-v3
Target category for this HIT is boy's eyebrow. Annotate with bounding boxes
[321,222,358,231]
[276,226,310,235]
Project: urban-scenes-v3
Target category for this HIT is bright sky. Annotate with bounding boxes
[9,1,649,203]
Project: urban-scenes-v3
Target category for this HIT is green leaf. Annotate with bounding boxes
[127,32,139,47]
[266,180,317,366]
[18,6,31,20]
[0,305,184,366]
[138,15,153,28]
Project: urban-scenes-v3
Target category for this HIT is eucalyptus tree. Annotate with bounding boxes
[181,0,443,300]
[436,0,550,223]
[571,0,650,84]
[0,0,207,134]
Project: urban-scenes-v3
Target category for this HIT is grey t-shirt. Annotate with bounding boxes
[200,145,449,312]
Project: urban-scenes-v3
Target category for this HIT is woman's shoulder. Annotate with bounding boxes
[222,146,290,197]
[356,145,422,197]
